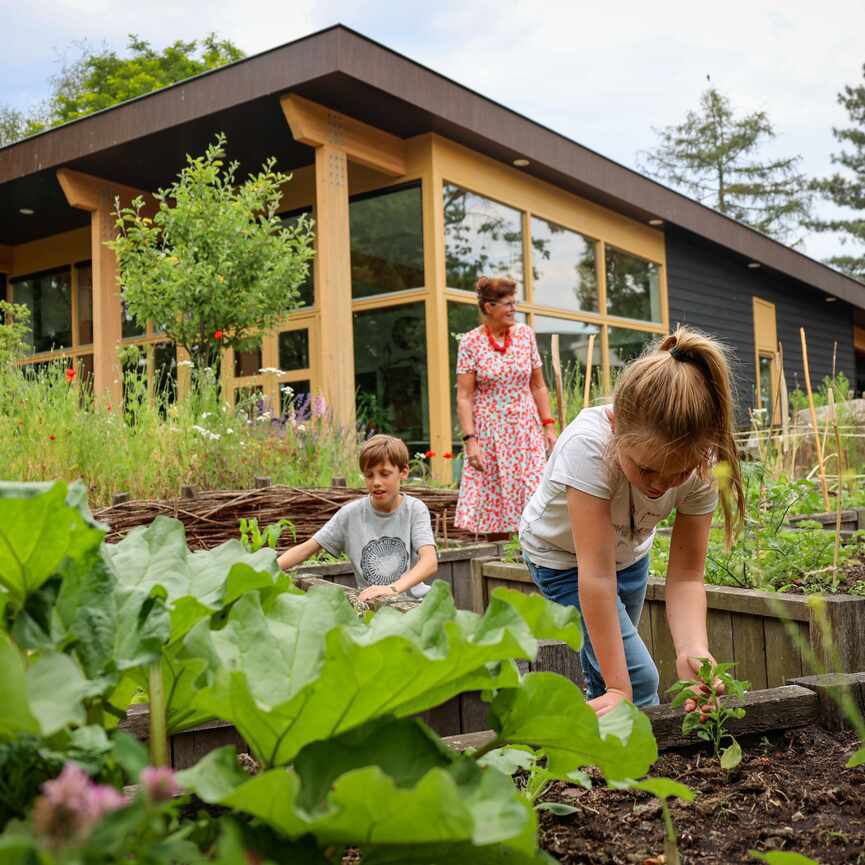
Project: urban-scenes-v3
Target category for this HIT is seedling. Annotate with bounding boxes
[667,658,749,769]
[238,517,295,552]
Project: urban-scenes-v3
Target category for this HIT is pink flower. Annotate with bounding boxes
[139,766,179,803]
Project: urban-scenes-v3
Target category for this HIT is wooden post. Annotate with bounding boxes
[111,492,130,506]
[331,476,347,488]
[583,333,595,409]
[550,333,566,430]
[800,328,830,510]
[442,506,448,548]
[180,485,196,500]
[254,476,272,489]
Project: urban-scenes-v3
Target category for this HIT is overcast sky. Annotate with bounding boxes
[1,0,863,262]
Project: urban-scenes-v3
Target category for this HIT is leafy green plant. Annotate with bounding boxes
[238,517,295,553]
[668,659,749,769]
[502,534,522,564]
[750,851,820,865]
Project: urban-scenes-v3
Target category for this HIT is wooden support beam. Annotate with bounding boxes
[57,169,151,406]
[281,93,407,177]
[0,244,12,274]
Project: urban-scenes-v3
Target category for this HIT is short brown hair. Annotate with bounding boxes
[359,434,410,473]
[476,275,517,313]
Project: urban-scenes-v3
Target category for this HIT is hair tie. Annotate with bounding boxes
[670,347,687,361]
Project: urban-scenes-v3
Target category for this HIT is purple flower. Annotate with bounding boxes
[139,766,179,803]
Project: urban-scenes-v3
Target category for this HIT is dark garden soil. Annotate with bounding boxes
[538,725,864,864]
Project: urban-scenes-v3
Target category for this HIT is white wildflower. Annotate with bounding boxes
[296,424,306,433]
[192,424,221,441]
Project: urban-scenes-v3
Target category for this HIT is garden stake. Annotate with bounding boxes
[799,328,830,510]
[550,334,566,430]
[583,333,595,410]
[778,342,789,457]
[828,389,843,591]
[443,506,448,547]
[148,662,170,768]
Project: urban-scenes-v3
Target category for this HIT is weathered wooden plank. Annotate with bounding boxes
[763,617,804,686]
[435,561,455,593]
[469,557,493,613]
[418,696,462,737]
[649,602,679,694]
[706,608,735,672]
[809,595,865,676]
[444,730,497,752]
[459,692,490,734]
[532,639,584,688]
[481,561,534,583]
[637,600,656,657]
[789,672,865,731]
[172,725,247,770]
[731,613,768,690]
[450,560,473,610]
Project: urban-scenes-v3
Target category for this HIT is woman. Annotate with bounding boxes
[454,276,557,539]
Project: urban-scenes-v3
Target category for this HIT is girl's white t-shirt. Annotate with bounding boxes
[519,406,718,570]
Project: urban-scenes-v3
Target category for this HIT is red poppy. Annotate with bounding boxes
[48,434,56,441]
[65,367,76,383]
[213,329,224,340]
[107,405,112,412]
[443,452,453,459]
[424,450,436,458]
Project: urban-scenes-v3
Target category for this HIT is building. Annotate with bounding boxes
[2,24,864,482]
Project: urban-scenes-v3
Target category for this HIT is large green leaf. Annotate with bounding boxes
[26,651,94,736]
[185,582,564,766]
[487,588,583,651]
[0,481,105,609]
[0,635,39,739]
[749,852,821,865]
[490,672,657,781]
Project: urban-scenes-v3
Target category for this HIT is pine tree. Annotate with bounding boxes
[639,86,812,245]
[809,64,865,282]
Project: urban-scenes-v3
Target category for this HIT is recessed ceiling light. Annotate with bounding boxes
[825,296,837,303]
[19,208,34,216]
[648,218,664,226]
[747,262,761,269]
[513,158,530,167]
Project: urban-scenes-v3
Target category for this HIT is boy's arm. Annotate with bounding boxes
[277,537,323,571]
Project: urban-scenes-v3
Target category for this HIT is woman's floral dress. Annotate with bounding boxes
[455,323,547,533]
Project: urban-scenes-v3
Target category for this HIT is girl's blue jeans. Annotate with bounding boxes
[523,554,660,706]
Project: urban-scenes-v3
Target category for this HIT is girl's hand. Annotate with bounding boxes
[465,439,485,472]
[587,687,630,718]
[543,425,558,453]
[677,653,724,715]
[357,584,399,603]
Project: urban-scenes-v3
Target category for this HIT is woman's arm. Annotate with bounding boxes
[456,371,484,472]
[567,487,630,716]
[277,537,323,571]
[357,546,438,602]
[529,366,558,449]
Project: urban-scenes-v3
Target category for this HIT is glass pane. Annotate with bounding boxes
[234,342,262,378]
[758,354,773,415]
[280,379,312,418]
[605,247,661,322]
[278,329,309,371]
[235,386,272,421]
[350,185,424,299]
[531,217,598,312]
[13,269,72,353]
[447,301,482,440]
[76,353,94,385]
[76,264,93,345]
[354,302,429,449]
[608,327,656,387]
[281,210,314,307]
[444,183,524,297]
[534,315,602,414]
[121,296,146,338]
[153,342,177,404]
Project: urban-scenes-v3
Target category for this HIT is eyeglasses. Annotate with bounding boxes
[491,300,517,310]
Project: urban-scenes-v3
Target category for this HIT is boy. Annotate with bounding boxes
[277,434,438,603]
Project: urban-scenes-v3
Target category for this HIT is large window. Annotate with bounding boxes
[608,327,655,383]
[12,268,72,353]
[444,183,523,296]
[350,184,424,299]
[534,315,602,405]
[531,217,598,312]
[447,301,481,438]
[281,209,314,307]
[354,302,429,449]
[606,247,661,322]
[75,262,93,346]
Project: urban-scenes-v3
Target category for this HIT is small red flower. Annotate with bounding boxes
[48,434,56,441]
[213,330,224,341]
[65,367,76,383]
[443,452,453,459]
[107,405,112,412]
[424,450,436,459]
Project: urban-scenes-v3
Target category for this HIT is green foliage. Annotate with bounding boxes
[238,517,295,553]
[668,659,749,767]
[639,87,812,244]
[0,302,32,366]
[750,852,821,865]
[109,134,315,369]
[808,62,865,281]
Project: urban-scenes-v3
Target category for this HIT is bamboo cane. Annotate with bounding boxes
[778,342,789,457]
[828,389,843,591]
[583,333,595,410]
[800,328,830,510]
[550,333,566,430]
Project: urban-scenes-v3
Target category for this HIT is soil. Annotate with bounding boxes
[537,725,865,864]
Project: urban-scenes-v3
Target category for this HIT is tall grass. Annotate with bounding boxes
[0,360,362,507]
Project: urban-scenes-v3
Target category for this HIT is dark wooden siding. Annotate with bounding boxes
[666,226,855,416]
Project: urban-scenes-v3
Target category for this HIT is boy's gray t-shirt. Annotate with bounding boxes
[313,494,436,594]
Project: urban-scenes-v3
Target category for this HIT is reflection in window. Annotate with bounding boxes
[447,301,482,440]
[608,327,655,384]
[605,247,661,322]
[12,268,72,353]
[281,209,314,307]
[354,302,429,449]
[758,354,774,415]
[122,296,146,339]
[278,329,309,371]
[76,263,93,345]
[531,218,598,312]
[153,342,177,404]
[533,315,602,409]
[234,341,262,378]
[350,184,424,299]
[444,183,523,296]
[77,353,94,385]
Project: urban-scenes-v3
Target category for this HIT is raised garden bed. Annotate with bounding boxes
[789,507,865,537]
[474,560,865,693]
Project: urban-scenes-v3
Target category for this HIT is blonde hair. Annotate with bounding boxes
[359,434,410,473]
[476,275,517,313]
[611,325,745,545]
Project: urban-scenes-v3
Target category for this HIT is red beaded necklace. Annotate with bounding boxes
[484,325,512,354]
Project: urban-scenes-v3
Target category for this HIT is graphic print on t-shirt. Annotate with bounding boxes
[360,536,409,585]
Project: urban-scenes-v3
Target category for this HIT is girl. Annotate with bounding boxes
[519,326,745,716]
